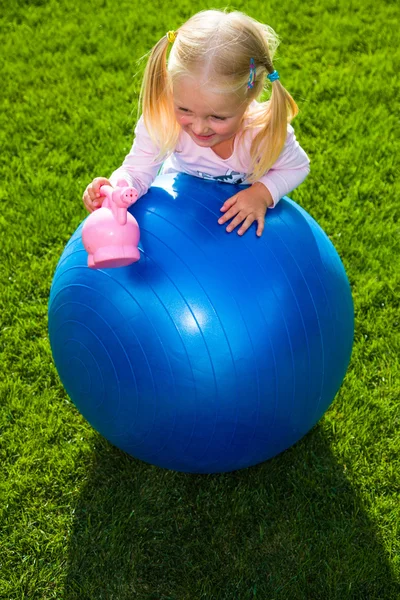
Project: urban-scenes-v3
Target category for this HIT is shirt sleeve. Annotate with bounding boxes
[109,116,165,198]
[257,124,310,208]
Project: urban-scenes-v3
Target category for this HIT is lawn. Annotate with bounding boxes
[1,0,399,598]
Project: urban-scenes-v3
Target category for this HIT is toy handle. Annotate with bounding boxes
[99,183,139,226]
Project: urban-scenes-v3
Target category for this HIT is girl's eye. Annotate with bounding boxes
[212,116,226,121]
[178,107,189,112]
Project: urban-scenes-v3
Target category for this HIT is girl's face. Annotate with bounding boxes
[173,76,249,149]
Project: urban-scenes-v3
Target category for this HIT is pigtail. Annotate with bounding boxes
[139,34,180,160]
[247,77,298,183]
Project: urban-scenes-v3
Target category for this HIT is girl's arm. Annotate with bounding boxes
[256,125,310,207]
[219,125,310,236]
[109,116,165,198]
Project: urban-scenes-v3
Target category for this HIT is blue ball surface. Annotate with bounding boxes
[48,174,354,473]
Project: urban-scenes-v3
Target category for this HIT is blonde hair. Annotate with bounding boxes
[139,9,299,182]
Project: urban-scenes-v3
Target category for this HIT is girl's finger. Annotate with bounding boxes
[226,212,247,233]
[238,215,255,236]
[256,216,265,237]
[220,195,237,212]
[83,193,95,212]
[218,205,239,225]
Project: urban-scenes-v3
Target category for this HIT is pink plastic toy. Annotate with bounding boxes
[82,180,140,269]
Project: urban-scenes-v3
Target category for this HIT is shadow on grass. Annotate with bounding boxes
[64,425,399,600]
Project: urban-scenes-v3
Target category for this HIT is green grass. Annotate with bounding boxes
[1,0,399,597]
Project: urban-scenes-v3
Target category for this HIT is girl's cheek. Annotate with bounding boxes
[214,125,229,135]
[177,116,191,127]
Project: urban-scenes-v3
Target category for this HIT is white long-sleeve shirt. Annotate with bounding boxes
[109,104,310,207]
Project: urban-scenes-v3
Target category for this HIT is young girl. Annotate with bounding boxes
[82,9,310,237]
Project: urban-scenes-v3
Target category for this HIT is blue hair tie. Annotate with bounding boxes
[247,58,256,89]
[267,70,280,82]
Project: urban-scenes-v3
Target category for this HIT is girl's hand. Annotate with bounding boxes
[82,177,112,213]
[218,183,274,237]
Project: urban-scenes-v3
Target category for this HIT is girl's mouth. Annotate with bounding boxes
[192,132,216,141]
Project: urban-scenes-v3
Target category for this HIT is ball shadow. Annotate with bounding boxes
[63,425,399,600]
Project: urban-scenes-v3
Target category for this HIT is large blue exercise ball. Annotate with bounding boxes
[48,173,354,474]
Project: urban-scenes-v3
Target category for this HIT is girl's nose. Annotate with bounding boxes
[192,119,211,135]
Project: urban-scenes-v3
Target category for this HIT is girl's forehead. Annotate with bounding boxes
[173,76,245,115]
